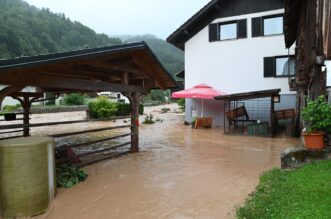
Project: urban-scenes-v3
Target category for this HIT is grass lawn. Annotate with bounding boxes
[237,160,331,219]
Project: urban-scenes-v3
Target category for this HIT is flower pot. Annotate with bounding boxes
[302,132,325,150]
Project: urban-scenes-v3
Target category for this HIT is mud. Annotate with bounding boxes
[6,105,300,219]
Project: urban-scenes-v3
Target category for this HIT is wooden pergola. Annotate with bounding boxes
[0,42,177,156]
[215,89,281,137]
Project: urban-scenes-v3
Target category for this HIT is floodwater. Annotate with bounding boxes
[5,105,300,219]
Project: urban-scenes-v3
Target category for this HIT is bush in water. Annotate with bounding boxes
[64,93,86,106]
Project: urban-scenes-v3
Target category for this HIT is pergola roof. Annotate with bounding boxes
[0,42,177,93]
[215,89,281,101]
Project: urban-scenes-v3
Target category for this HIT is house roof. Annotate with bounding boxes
[215,89,281,101]
[0,42,177,93]
[167,0,284,50]
[167,0,220,50]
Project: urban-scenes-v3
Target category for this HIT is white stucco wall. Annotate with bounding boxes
[185,9,295,94]
[184,9,296,127]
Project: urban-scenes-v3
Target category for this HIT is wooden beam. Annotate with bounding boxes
[90,60,143,75]
[0,74,148,93]
[132,56,165,89]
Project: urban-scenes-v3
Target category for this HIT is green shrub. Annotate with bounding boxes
[161,108,170,113]
[177,98,185,110]
[139,104,144,115]
[302,95,331,132]
[2,104,21,112]
[117,103,144,116]
[64,93,86,106]
[56,164,88,188]
[88,96,118,118]
[143,114,155,124]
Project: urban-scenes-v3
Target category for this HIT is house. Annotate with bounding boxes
[167,0,296,128]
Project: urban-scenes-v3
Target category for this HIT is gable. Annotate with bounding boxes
[167,0,284,50]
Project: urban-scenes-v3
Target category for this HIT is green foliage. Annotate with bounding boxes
[302,95,331,132]
[117,103,131,116]
[64,93,86,106]
[88,96,118,119]
[89,100,144,119]
[143,89,169,104]
[177,99,185,110]
[0,0,122,59]
[139,104,144,115]
[143,114,156,124]
[237,160,331,219]
[2,104,21,112]
[56,164,88,188]
[122,35,184,77]
[161,108,170,113]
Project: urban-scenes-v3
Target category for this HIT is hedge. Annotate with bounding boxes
[88,97,144,119]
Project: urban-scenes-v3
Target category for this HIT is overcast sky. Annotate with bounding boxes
[25,0,211,39]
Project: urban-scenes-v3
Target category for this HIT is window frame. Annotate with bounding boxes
[274,55,296,78]
[218,21,238,41]
[262,14,284,36]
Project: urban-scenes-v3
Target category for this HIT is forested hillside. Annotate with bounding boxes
[0,0,184,78]
[121,35,184,75]
[0,0,122,59]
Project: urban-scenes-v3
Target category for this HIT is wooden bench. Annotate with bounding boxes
[275,108,296,122]
[225,106,256,126]
[194,117,213,129]
[274,108,296,136]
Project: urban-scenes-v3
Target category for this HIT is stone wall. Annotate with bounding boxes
[281,146,331,169]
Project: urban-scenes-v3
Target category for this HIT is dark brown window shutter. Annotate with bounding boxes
[264,57,275,77]
[252,17,263,37]
[209,23,219,42]
[237,19,247,38]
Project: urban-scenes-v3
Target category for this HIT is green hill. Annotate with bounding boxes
[0,0,184,79]
[121,35,184,75]
[0,0,122,59]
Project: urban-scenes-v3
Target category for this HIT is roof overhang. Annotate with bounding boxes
[167,0,220,50]
[284,0,301,48]
[0,42,177,93]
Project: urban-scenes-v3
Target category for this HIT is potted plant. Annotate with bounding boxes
[302,95,331,149]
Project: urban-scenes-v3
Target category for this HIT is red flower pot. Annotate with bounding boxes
[302,132,325,150]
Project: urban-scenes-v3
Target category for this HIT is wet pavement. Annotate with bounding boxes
[14,104,300,219]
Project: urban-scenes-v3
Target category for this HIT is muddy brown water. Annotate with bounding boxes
[2,105,300,219]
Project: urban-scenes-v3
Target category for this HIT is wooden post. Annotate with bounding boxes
[270,96,275,137]
[22,95,31,137]
[123,92,144,153]
[130,92,139,153]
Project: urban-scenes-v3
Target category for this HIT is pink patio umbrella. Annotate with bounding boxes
[172,84,227,117]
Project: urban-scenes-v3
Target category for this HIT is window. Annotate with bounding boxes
[209,19,247,42]
[252,14,284,37]
[220,23,237,40]
[264,56,295,77]
[263,16,283,35]
[275,57,295,76]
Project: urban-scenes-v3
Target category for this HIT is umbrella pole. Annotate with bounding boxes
[201,99,204,117]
